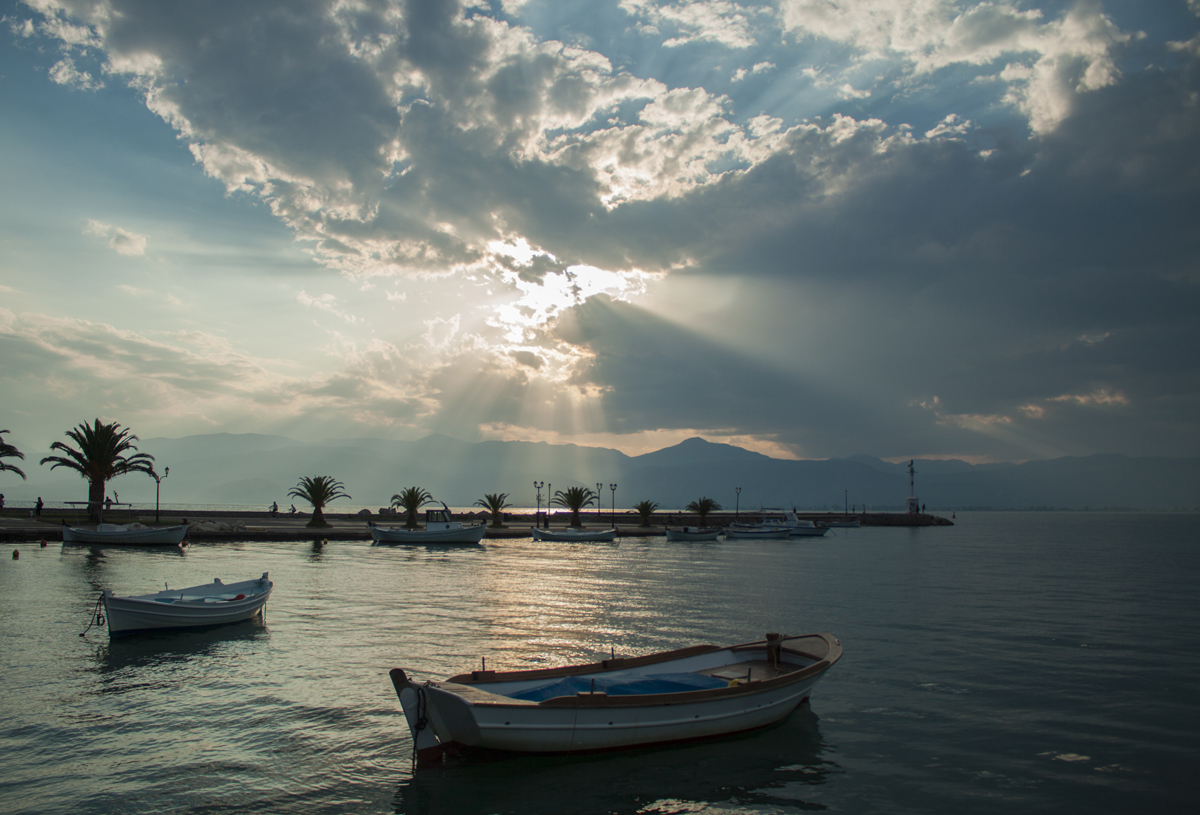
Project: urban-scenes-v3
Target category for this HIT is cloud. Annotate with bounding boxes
[778,0,1131,132]
[83,220,148,256]
[48,57,103,89]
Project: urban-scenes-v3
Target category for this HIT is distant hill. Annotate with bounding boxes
[4,434,1198,511]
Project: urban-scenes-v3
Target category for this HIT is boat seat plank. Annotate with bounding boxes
[698,659,793,683]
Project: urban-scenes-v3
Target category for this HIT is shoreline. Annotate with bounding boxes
[0,510,952,543]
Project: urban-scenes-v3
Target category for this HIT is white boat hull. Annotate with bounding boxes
[787,526,829,537]
[531,527,617,542]
[391,633,841,763]
[63,523,189,545]
[664,527,721,541]
[102,573,272,637]
[724,527,791,540]
[369,522,486,544]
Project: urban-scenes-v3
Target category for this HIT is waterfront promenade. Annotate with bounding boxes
[0,508,951,543]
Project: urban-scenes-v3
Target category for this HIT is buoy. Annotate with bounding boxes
[12,550,18,560]
[40,539,48,548]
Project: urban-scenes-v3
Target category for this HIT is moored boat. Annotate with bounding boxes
[664,526,721,542]
[723,525,791,540]
[101,573,273,637]
[530,527,618,542]
[389,631,841,764]
[369,504,486,545]
[820,517,861,528]
[730,510,829,538]
[62,522,189,545]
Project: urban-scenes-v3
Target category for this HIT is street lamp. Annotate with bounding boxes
[596,483,603,521]
[735,486,741,521]
[609,484,617,528]
[534,481,544,527]
[546,482,552,528]
[152,466,169,523]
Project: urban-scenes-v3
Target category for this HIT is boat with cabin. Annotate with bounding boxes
[369,503,487,544]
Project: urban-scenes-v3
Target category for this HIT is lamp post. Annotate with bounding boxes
[609,483,617,528]
[534,481,544,526]
[596,483,603,522]
[546,483,552,528]
[735,486,741,521]
[152,466,169,523]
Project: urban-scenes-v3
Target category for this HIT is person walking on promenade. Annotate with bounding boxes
[35,497,43,517]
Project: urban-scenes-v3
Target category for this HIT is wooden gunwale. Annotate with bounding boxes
[433,634,842,709]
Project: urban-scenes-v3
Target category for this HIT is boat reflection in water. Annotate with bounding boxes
[393,704,835,815]
[94,618,269,676]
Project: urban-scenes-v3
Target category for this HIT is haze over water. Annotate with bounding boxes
[1,512,1195,814]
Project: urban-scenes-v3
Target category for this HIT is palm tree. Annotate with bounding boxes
[288,476,351,528]
[633,500,659,527]
[551,486,597,528]
[40,420,155,519]
[391,486,433,529]
[686,497,722,526]
[0,430,26,481]
[473,492,512,527]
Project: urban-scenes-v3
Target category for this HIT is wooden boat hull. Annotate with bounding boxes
[390,633,841,762]
[531,527,617,542]
[723,526,791,540]
[369,522,486,544]
[63,523,189,545]
[102,573,272,637]
[664,527,721,541]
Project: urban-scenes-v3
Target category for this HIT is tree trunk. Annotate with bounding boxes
[570,509,580,527]
[307,505,326,527]
[89,478,105,522]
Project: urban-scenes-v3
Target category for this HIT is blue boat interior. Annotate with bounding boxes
[504,672,730,701]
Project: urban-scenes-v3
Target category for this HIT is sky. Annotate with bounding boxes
[2,0,1199,467]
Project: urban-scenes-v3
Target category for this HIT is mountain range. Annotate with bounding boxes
[5,434,1198,511]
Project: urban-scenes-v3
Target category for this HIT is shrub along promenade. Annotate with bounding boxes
[0,507,951,543]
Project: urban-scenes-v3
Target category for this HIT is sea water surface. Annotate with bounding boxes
[0,512,1196,814]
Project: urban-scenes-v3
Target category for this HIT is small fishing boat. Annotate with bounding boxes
[369,504,486,545]
[530,527,617,542]
[729,510,829,539]
[723,525,791,540]
[664,526,721,542]
[100,573,273,637]
[389,631,841,764]
[62,522,189,545]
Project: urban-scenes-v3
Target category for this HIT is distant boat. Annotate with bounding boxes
[369,503,486,545]
[389,631,842,764]
[664,526,721,542]
[102,573,273,637]
[723,524,791,540]
[729,510,829,539]
[531,527,618,542]
[62,522,189,546]
[820,517,861,528]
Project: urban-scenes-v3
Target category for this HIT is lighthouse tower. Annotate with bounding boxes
[906,460,920,515]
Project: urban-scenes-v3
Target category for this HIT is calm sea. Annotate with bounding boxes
[0,512,1196,814]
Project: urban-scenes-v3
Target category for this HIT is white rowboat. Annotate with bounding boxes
[723,525,791,540]
[530,527,617,542]
[102,573,272,637]
[62,522,189,545]
[390,632,841,765]
[664,526,721,541]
